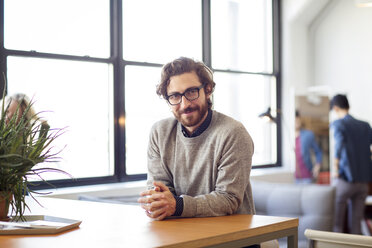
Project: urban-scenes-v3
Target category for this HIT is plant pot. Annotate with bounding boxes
[0,192,12,220]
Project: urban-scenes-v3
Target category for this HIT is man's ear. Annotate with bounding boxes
[205,84,212,96]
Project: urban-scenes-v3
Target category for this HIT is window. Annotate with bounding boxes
[211,0,278,167]
[122,0,202,175]
[7,57,114,180]
[213,73,277,166]
[122,0,202,64]
[0,0,281,188]
[211,0,273,73]
[4,0,110,57]
[124,65,170,175]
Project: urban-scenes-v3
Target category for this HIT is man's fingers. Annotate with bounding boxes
[137,196,151,204]
[155,211,167,221]
[144,205,167,219]
[153,181,169,192]
[152,186,161,192]
[140,188,159,197]
[150,192,166,201]
[139,190,151,197]
[139,183,174,221]
[140,198,168,212]
[141,203,150,211]
[149,207,167,219]
[149,199,168,209]
[145,210,152,218]
[138,193,166,205]
[138,195,159,206]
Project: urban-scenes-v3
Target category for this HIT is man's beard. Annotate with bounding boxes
[173,102,208,128]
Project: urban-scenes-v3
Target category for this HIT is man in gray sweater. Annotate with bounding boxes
[138,57,255,223]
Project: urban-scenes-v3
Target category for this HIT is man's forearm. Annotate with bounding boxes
[180,190,244,217]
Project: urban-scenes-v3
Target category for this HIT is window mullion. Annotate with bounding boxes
[272,0,282,168]
[111,0,126,180]
[202,0,212,68]
[0,0,6,96]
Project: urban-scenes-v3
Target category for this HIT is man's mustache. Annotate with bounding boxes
[180,107,198,114]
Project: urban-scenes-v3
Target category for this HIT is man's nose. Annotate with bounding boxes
[180,95,191,108]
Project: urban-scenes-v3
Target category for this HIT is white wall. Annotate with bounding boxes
[313,0,372,122]
[280,0,332,175]
[279,0,372,178]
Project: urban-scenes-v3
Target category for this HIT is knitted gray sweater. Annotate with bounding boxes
[147,110,255,217]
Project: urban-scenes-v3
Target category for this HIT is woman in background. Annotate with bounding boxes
[4,93,49,137]
[295,110,323,184]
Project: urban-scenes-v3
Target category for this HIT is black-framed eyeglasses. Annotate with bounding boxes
[166,83,205,106]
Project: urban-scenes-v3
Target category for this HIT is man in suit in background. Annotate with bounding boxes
[330,94,372,234]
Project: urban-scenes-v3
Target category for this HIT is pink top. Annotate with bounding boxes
[295,136,312,179]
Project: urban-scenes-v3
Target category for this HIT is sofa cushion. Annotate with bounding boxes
[266,185,302,216]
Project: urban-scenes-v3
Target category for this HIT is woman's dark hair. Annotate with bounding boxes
[156,57,215,108]
[330,94,350,110]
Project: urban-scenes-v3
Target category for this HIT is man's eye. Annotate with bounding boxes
[169,94,180,100]
[187,88,198,94]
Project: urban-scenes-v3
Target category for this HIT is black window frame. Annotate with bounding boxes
[0,0,281,189]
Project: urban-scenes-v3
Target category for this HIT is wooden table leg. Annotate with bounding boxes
[288,230,298,248]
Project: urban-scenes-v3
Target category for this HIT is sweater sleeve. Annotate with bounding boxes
[180,125,255,217]
[147,122,184,216]
[147,123,176,194]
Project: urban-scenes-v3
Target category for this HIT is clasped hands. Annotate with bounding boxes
[137,181,176,221]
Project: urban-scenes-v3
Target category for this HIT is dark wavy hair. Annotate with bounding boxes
[330,94,350,110]
[156,57,215,109]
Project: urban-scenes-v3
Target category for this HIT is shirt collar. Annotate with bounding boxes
[181,109,212,138]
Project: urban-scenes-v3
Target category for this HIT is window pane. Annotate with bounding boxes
[4,0,110,57]
[7,57,114,180]
[122,0,202,64]
[213,73,277,165]
[211,0,273,73]
[125,66,172,175]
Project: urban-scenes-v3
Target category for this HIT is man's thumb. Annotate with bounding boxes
[153,181,168,192]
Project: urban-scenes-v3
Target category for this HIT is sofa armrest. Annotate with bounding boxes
[305,229,372,248]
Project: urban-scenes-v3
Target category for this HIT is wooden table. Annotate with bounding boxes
[0,197,299,248]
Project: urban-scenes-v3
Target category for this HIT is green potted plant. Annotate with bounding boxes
[0,93,68,221]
